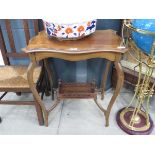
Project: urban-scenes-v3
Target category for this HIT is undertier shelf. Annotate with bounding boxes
[58,82,97,99]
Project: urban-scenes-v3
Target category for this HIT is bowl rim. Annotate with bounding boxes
[42,19,97,26]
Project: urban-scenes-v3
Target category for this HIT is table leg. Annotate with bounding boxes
[105,61,124,126]
[27,62,60,127]
[94,61,124,127]
[101,61,111,100]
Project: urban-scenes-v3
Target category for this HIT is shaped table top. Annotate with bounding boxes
[24,30,127,54]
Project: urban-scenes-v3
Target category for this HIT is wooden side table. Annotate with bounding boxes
[24,30,127,127]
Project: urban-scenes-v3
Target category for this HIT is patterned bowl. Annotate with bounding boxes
[42,19,97,40]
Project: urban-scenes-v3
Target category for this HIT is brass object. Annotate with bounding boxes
[117,20,155,134]
[120,107,151,132]
[130,115,141,124]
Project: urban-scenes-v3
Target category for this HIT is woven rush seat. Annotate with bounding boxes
[0,20,45,126]
[0,66,41,89]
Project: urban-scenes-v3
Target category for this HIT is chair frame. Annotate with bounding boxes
[0,19,45,125]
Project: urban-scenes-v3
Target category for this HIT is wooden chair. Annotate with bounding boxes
[0,19,44,125]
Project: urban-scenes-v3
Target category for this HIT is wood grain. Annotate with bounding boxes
[26,30,127,127]
[25,30,127,54]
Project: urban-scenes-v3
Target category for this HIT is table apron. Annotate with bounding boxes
[32,52,121,62]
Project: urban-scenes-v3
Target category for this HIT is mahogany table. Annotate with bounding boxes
[24,30,127,127]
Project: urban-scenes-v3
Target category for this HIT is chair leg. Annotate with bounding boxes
[44,59,55,100]
[34,101,44,126]
[0,117,2,123]
[16,92,22,96]
[52,89,55,100]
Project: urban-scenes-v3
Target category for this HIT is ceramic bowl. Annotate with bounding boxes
[43,19,97,40]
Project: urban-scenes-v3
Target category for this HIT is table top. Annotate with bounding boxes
[24,30,126,54]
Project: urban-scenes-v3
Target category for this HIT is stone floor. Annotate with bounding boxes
[0,87,154,135]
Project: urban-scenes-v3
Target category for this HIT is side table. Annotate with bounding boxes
[24,30,127,127]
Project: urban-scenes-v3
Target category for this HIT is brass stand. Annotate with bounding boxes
[117,20,155,135]
[117,107,154,135]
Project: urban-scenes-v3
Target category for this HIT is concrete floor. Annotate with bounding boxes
[0,87,154,135]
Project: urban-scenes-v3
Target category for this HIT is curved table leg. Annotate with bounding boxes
[27,62,60,127]
[94,61,124,127]
[105,61,124,126]
[101,61,111,100]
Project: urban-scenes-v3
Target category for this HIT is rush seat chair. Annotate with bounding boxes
[0,19,44,125]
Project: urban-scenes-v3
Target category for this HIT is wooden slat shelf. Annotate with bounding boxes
[58,82,97,99]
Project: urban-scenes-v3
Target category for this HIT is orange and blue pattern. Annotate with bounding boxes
[43,19,97,39]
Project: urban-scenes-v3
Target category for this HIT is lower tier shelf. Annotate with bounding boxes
[58,82,97,99]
